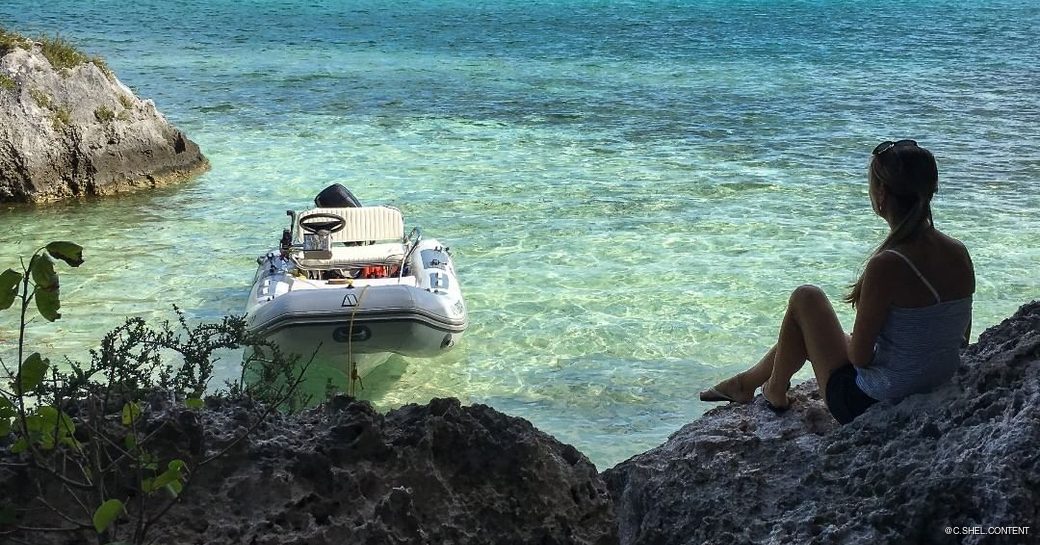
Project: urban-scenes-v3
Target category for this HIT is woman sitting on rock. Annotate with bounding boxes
[699,140,975,424]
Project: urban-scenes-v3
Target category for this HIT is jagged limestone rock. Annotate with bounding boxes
[1,397,618,545]
[0,40,207,203]
[604,301,1040,545]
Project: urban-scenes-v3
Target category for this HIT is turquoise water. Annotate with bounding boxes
[2,0,1038,469]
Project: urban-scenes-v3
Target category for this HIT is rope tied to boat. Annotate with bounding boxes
[346,284,371,398]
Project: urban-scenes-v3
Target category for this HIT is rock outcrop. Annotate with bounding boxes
[3,301,1038,545]
[604,301,1040,545]
[2,397,617,545]
[0,36,207,203]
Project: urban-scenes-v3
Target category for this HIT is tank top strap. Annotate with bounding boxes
[885,249,941,303]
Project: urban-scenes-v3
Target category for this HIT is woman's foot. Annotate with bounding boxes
[762,375,791,411]
[699,372,754,404]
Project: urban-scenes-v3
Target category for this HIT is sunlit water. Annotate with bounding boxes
[2,0,1038,469]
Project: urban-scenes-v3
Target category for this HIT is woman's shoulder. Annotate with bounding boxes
[933,229,971,259]
[890,229,971,265]
[862,250,906,283]
[913,229,976,297]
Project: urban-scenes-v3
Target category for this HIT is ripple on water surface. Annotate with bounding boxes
[1,0,1039,469]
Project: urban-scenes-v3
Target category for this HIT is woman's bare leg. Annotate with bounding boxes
[740,344,777,389]
[700,285,848,407]
[762,285,849,408]
[699,343,778,403]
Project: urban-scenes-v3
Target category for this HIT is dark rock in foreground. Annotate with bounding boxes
[163,398,616,545]
[0,397,616,545]
[4,300,1038,545]
[604,301,1040,545]
[0,39,208,203]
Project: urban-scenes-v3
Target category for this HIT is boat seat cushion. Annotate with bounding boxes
[296,242,407,269]
[296,206,405,244]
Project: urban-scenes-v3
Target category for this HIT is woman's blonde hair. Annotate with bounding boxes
[845,143,939,307]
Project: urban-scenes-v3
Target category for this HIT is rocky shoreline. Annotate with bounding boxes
[0,32,207,204]
[1,396,618,545]
[604,301,1040,545]
[2,300,1036,544]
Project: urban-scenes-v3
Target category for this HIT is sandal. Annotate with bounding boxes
[699,372,752,404]
[762,377,792,412]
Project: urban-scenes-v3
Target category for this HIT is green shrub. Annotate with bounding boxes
[0,28,111,76]
[39,35,112,77]
[90,55,114,79]
[0,73,15,91]
[0,27,30,55]
[118,93,134,110]
[0,28,109,73]
[0,242,310,544]
[29,88,52,109]
[94,105,115,123]
[38,35,89,71]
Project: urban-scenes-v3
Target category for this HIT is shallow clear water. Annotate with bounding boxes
[2,0,1038,469]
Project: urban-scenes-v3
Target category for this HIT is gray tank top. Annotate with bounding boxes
[855,250,972,401]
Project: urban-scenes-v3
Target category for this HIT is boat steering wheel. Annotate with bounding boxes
[299,212,347,234]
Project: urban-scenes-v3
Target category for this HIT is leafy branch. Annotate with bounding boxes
[0,242,311,545]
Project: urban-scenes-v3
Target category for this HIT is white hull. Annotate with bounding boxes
[244,206,466,391]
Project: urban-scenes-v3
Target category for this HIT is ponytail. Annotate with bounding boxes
[845,145,938,308]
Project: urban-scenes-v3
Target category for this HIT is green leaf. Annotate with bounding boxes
[0,397,15,418]
[17,353,48,394]
[124,433,137,450]
[0,269,21,311]
[61,436,81,448]
[121,402,141,426]
[164,480,183,497]
[140,477,154,493]
[30,406,62,450]
[92,499,124,533]
[24,411,45,433]
[0,418,10,437]
[151,461,185,489]
[185,397,204,410]
[151,470,177,491]
[36,406,59,425]
[34,288,61,321]
[10,437,28,453]
[30,254,57,289]
[45,241,84,267]
[30,255,60,321]
[56,410,77,444]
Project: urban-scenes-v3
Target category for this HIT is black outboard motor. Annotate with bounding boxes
[314,183,362,208]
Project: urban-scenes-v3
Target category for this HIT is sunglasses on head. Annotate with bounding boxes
[872,139,918,156]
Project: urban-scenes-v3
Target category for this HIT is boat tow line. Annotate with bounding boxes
[347,284,371,398]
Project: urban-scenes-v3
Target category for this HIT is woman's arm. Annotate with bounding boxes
[963,244,975,347]
[962,317,972,348]
[848,254,897,368]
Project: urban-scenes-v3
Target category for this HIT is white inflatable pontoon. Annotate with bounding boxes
[244,188,466,392]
